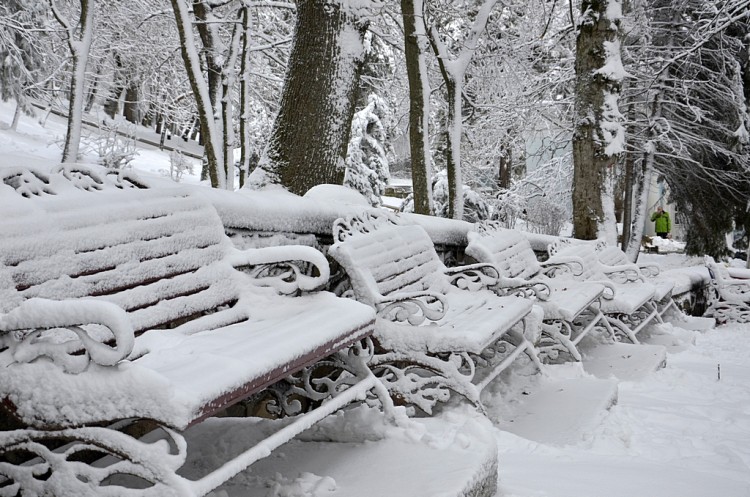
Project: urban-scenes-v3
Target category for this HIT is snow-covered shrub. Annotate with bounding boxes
[78,117,137,168]
[523,196,566,236]
[166,150,194,182]
[429,169,491,222]
[344,94,390,207]
[490,190,526,229]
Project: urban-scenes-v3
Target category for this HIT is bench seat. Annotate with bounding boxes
[536,279,606,322]
[375,286,532,355]
[1,291,374,431]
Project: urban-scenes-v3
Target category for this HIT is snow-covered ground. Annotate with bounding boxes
[180,320,750,497]
[2,102,749,496]
[490,323,750,497]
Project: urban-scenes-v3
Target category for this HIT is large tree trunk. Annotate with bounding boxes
[741,32,750,268]
[402,0,433,215]
[572,0,625,240]
[123,84,140,124]
[249,0,369,195]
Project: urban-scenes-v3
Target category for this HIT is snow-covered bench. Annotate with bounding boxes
[594,241,678,318]
[547,239,661,344]
[704,256,750,323]
[0,182,394,496]
[328,211,538,414]
[465,222,613,362]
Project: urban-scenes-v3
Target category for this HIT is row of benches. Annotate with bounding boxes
[0,165,741,496]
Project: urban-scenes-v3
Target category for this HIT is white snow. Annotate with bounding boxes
[2,99,748,497]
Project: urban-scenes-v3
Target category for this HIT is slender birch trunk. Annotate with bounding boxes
[170,0,225,188]
[51,0,94,163]
[10,101,22,131]
[426,0,498,220]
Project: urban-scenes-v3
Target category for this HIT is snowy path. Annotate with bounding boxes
[492,323,750,497]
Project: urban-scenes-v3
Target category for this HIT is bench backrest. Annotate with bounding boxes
[465,225,543,280]
[330,212,445,302]
[549,241,607,281]
[595,245,630,268]
[0,188,238,334]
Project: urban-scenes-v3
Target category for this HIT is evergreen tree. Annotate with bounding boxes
[344,94,390,207]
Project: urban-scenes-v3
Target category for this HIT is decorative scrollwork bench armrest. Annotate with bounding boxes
[227,245,331,295]
[600,263,645,284]
[0,298,134,374]
[444,263,500,291]
[492,276,552,301]
[375,291,448,326]
[540,255,585,277]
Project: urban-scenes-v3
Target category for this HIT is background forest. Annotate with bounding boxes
[1,0,749,259]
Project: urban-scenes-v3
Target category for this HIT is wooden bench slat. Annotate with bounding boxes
[1,208,224,269]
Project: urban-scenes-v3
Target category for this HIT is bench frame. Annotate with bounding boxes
[547,238,662,344]
[593,240,679,319]
[330,211,540,415]
[0,167,395,497]
[704,255,750,323]
[467,222,615,362]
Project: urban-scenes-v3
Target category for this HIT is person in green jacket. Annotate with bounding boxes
[651,206,671,239]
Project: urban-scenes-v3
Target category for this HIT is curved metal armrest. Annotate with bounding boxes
[541,255,585,277]
[638,263,661,277]
[600,263,644,284]
[715,281,750,303]
[492,276,551,301]
[727,267,750,280]
[376,291,448,326]
[591,280,616,300]
[444,263,500,291]
[227,245,330,294]
[0,299,134,374]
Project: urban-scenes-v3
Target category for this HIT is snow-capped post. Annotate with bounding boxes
[249,0,381,196]
[572,0,626,241]
[50,0,94,164]
[426,0,498,221]
[401,0,434,215]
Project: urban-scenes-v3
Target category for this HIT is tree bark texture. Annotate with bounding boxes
[443,76,463,219]
[239,6,252,189]
[252,0,368,195]
[572,0,624,240]
[402,0,433,215]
